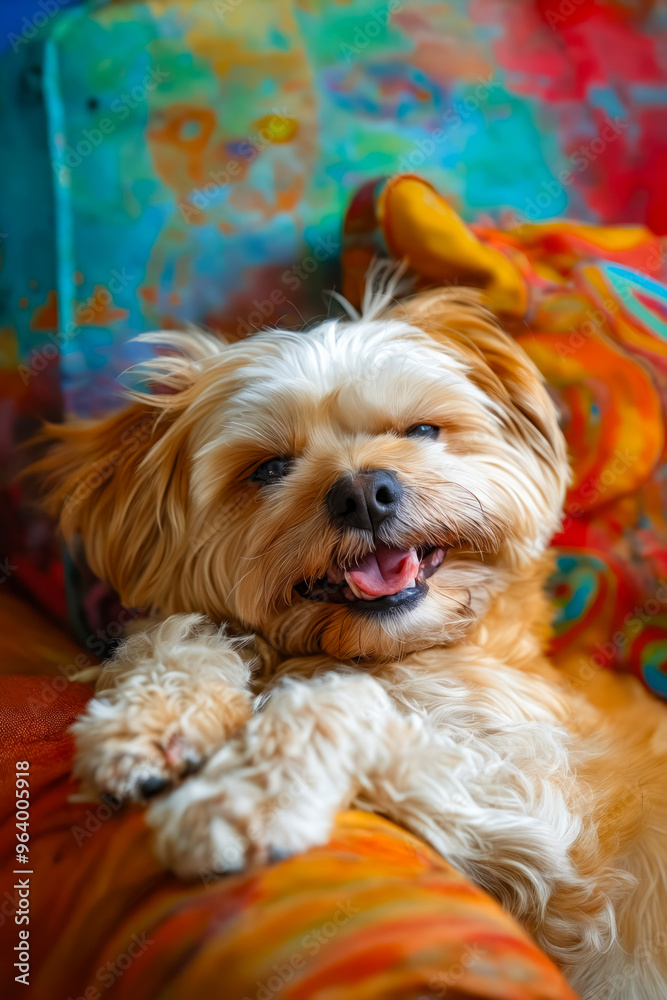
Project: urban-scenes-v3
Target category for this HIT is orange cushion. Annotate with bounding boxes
[0,596,575,999]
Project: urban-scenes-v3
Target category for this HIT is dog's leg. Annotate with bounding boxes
[72,614,253,802]
[147,672,394,877]
[147,669,617,977]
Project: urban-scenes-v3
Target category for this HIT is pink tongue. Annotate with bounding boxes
[347,543,420,597]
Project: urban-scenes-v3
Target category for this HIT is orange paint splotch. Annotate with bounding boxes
[283,79,308,93]
[177,200,208,226]
[276,183,303,213]
[139,286,158,305]
[148,105,219,193]
[73,271,85,286]
[187,35,299,81]
[149,106,216,154]
[19,297,29,310]
[30,289,59,331]
[231,187,269,214]
[75,286,129,326]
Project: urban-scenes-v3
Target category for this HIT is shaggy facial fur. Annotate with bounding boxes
[33,288,667,999]
[35,290,567,660]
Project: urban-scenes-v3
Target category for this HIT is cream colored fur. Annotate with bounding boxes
[33,286,667,999]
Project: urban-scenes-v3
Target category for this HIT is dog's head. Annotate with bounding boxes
[34,288,568,660]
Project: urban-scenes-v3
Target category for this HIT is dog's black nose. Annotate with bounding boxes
[326,470,402,534]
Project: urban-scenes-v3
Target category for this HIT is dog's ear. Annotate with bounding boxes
[390,288,568,482]
[26,331,227,611]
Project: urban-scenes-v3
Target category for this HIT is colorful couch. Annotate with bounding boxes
[1,2,666,996]
[1,0,666,645]
[0,593,578,1000]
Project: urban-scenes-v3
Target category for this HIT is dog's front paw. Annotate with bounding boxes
[72,679,252,803]
[146,701,354,878]
[147,753,336,879]
[146,673,393,878]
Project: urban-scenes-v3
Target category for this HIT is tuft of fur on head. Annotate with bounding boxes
[29,287,569,661]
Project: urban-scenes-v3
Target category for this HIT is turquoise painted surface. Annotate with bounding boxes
[1,0,665,421]
[1,0,666,675]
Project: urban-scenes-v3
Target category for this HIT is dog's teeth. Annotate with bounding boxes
[344,573,375,601]
[346,576,366,600]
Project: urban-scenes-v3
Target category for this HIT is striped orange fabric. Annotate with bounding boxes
[0,594,575,1000]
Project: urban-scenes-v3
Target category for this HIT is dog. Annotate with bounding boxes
[33,284,667,999]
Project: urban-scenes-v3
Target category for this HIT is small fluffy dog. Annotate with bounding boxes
[35,285,667,999]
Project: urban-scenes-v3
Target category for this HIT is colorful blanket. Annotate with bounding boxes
[342,174,667,699]
[2,0,666,635]
[0,592,576,1000]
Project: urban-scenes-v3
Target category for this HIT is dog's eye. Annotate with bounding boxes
[250,458,292,484]
[406,424,439,440]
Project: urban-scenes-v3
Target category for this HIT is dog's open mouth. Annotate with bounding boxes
[295,544,447,614]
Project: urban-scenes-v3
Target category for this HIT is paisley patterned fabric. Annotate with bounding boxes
[0,595,576,1000]
[342,173,667,698]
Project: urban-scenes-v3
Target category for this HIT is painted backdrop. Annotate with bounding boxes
[0,0,665,666]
